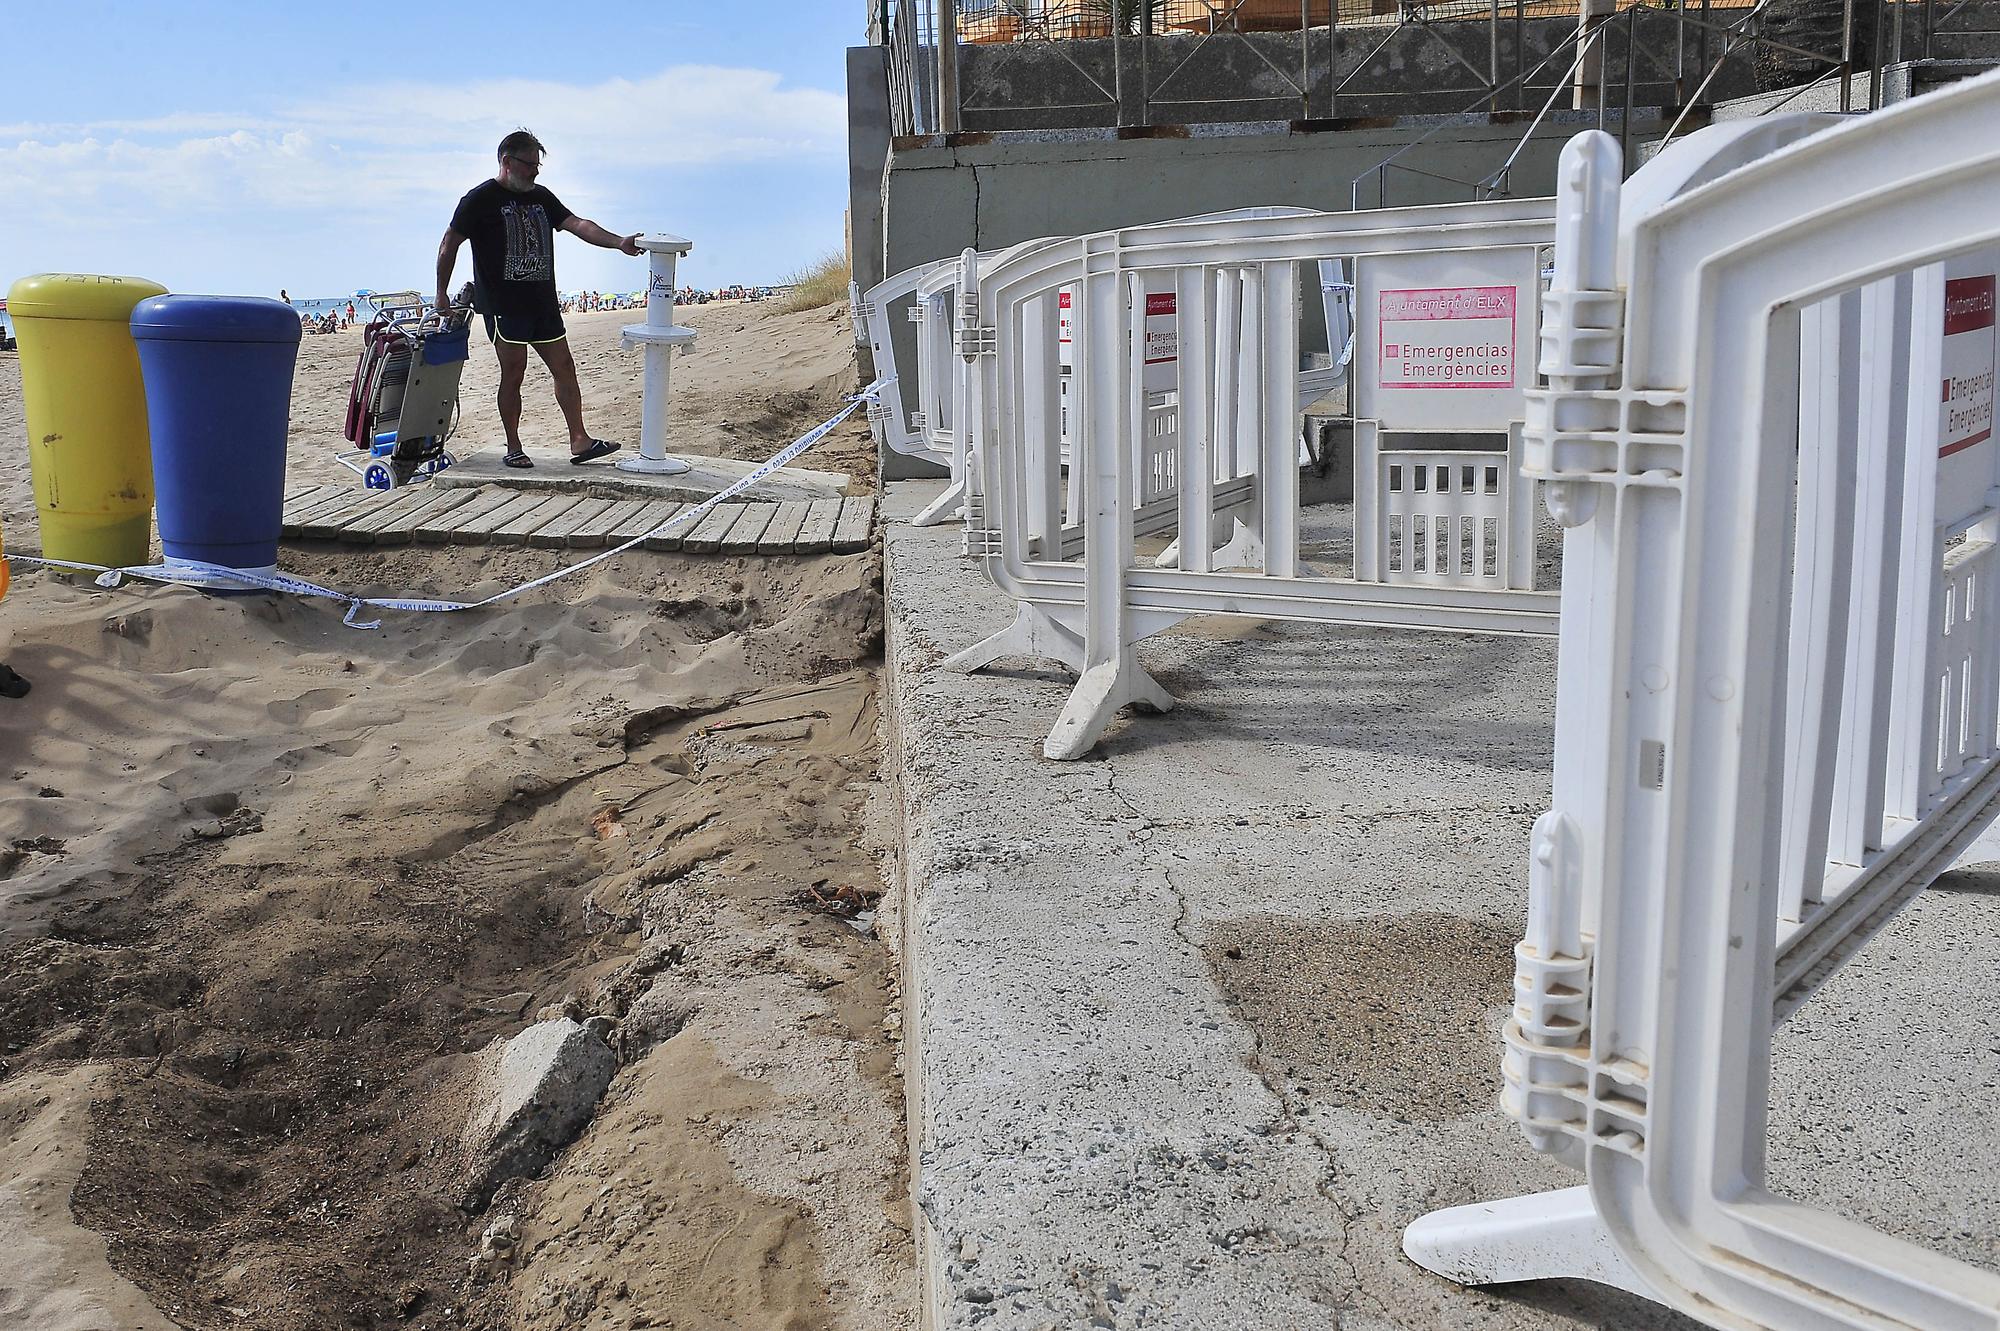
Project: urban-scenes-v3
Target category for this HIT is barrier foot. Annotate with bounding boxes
[911,479,966,528]
[1044,653,1175,761]
[1211,518,1265,572]
[1157,514,1254,571]
[1402,1186,1654,1300]
[941,605,1085,676]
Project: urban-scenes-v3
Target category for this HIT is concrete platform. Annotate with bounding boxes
[433,445,850,504]
[881,479,2000,1330]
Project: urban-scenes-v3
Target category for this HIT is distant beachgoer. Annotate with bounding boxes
[346,301,356,323]
[280,288,290,305]
[436,129,641,468]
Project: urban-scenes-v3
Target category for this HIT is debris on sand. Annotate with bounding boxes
[467,1212,522,1284]
[460,1019,618,1210]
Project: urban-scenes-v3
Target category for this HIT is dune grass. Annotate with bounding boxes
[782,251,852,312]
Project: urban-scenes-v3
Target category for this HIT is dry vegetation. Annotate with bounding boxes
[782,252,853,312]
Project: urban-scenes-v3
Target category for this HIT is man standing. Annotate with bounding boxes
[436,129,641,467]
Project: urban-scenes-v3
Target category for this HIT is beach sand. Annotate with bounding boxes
[0,299,912,1329]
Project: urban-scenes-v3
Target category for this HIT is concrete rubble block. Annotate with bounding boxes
[460,1018,618,1208]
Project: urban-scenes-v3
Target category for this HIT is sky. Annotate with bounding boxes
[0,2,862,300]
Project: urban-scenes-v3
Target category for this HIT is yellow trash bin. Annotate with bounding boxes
[9,273,169,567]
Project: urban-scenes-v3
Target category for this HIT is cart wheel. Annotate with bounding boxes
[364,463,391,490]
[436,451,457,473]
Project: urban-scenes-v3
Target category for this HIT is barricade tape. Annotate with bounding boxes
[6,385,882,630]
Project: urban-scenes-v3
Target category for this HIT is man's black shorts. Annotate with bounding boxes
[482,310,568,346]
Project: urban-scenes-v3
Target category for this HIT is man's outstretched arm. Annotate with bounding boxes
[436,228,464,310]
[559,216,643,256]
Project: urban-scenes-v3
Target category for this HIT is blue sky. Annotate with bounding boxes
[0,2,861,300]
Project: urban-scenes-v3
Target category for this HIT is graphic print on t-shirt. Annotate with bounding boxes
[502,201,554,282]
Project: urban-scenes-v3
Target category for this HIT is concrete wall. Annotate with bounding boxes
[848,46,894,322]
[1709,56,2000,120]
[871,111,1672,477]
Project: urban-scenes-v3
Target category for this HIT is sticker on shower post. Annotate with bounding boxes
[1940,274,1996,458]
[1378,286,1517,390]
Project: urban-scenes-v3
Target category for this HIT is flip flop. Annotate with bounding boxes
[569,439,621,465]
[503,450,535,469]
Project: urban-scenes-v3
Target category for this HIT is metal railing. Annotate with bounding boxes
[884,0,943,134]
[1348,0,1864,206]
[875,0,1999,136]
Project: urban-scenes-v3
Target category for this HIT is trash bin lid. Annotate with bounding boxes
[6,273,168,322]
[130,295,304,345]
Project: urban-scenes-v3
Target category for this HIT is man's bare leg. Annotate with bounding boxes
[495,340,530,457]
[533,338,593,454]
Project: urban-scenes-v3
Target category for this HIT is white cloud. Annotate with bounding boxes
[0,63,844,220]
[0,62,848,297]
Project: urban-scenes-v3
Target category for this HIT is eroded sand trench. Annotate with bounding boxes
[0,541,913,1331]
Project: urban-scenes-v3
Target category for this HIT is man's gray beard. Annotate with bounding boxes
[501,175,533,193]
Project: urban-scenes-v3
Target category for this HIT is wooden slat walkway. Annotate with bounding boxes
[279,485,875,557]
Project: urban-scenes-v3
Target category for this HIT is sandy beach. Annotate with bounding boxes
[1,297,873,542]
[0,297,912,1329]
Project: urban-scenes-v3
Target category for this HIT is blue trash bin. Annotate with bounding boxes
[130,295,302,574]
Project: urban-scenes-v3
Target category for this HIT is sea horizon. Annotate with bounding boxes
[0,282,773,338]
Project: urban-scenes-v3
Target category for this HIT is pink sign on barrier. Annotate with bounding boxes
[1378,285,1517,390]
[1940,274,1996,458]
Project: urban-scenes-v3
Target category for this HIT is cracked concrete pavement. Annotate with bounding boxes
[881,479,2000,1330]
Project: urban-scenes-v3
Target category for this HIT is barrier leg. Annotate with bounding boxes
[1209,514,1265,571]
[1045,652,1175,760]
[1042,268,1175,760]
[941,604,1086,675]
[912,477,966,527]
[1402,1186,1654,1299]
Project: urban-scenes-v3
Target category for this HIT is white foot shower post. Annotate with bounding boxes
[617,233,697,476]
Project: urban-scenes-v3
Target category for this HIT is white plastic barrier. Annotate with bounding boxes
[857,209,1352,532]
[1404,77,2000,1331]
[852,264,946,467]
[854,259,962,528]
[945,199,1563,757]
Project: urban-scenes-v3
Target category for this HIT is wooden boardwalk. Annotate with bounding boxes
[280,484,876,555]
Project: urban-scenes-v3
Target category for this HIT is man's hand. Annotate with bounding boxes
[619,233,643,257]
[435,291,454,312]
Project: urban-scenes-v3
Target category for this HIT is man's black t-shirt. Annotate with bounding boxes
[450,180,573,318]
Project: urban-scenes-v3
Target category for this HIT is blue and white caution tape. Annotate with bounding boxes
[7,386,881,630]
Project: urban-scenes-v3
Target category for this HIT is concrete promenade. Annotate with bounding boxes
[880,480,2000,1331]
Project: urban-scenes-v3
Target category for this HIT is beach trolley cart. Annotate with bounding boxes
[341,292,471,488]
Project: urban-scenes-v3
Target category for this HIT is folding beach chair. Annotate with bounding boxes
[339,292,471,489]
